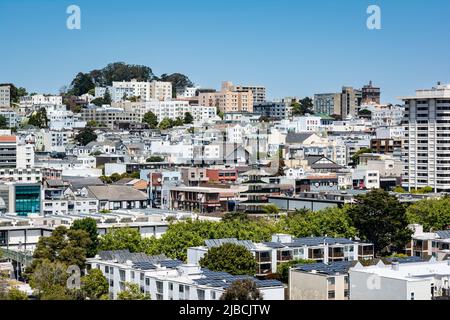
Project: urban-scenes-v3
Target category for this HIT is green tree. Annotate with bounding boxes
[117,282,151,300]
[98,228,144,253]
[91,97,104,107]
[2,287,29,300]
[406,197,450,231]
[146,156,164,162]
[217,110,224,120]
[0,115,8,129]
[87,120,98,128]
[74,127,97,146]
[184,112,194,124]
[28,108,49,128]
[347,189,412,255]
[220,280,263,300]
[103,88,112,105]
[142,111,158,129]
[81,269,109,300]
[393,186,406,193]
[29,260,73,300]
[158,117,173,130]
[278,207,357,239]
[159,73,194,98]
[277,259,315,283]
[31,226,92,271]
[71,218,98,258]
[263,204,280,215]
[199,243,257,276]
[69,72,95,96]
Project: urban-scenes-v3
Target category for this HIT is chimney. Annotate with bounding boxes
[392,261,400,271]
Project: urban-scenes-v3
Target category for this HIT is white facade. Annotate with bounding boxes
[87,257,284,300]
[349,260,450,300]
[401,83,450,192]
[20,94,62,106]
[16,144,35,168]
[0,86,10,108]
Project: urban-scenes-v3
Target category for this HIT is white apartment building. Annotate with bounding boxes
[375,126,405,140]
[278,116,323,133]
[97,80,173,102]
[0,110,21,128]
[47,110,86,130]
[0,86,11,108]
[119,100,217,124]
[20,94,63,107]
[352,168,380,189]
[87,250,285,300]
[16,144,34,168]
[176,86,199,98]
[401,83,450,192]
[188,236,374,276]
[235,84,266,104]
[0,168,41,183]
[349,259,450,300]
[34,130,70,153]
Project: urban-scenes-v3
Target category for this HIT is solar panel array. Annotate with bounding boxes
[291,237,355,246]
[194,269,283,288]
[294,261,354,275]
[132,261,157,270]
[205,238,257,250]
[437,230,450,239]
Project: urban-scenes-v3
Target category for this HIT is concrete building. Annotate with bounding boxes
[289,261,353,300]
[400,83,450,192]
[0,110,20,128]
[314,93,341,116]
[254,102,291,119]
[0,136,17,169]
[0,86,11,108]
[80,106,141,129]
[349,259,450,300]
[187,235,373,277]
[198,81,253,113]
[234,84,266,104]
[87,250,284,300]
[20,94,62,107]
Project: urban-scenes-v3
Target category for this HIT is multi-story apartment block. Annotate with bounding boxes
[80,106,141,129]
[341,86,362,118]
[235,84,266,104]
[87,250,284,300]
[405,224,450,260]
[0,136,17,169]
[0,110,21,128]
[20,94,63,107]
[198,81,253,113]
[314,93,341,116]
[289,261,353,300]
[254,102,291,119]
[150,81,173,101]
[401,83,450,192]
[187,235,374,277]
[0,86,11,108]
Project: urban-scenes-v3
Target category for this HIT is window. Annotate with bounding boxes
[328,291,335,299]
[410,292,415,300]
[328,277,335,285]
[197,289,205,300]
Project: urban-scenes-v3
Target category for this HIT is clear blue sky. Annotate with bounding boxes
[1,0,449,103]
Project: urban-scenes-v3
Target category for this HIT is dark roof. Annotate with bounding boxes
[45,179,68,187]
[437,230,450,239]
[290,237,356,246]
[87,185,148,201]
[294,261,354,275]
[286,132,314,144]
[97,250,168,264]
[194,269,283,289]
[204,238,256,250]
[66,176,104,189]
[385,256,423,264]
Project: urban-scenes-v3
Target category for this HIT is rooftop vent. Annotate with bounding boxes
[392,261,399,271]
